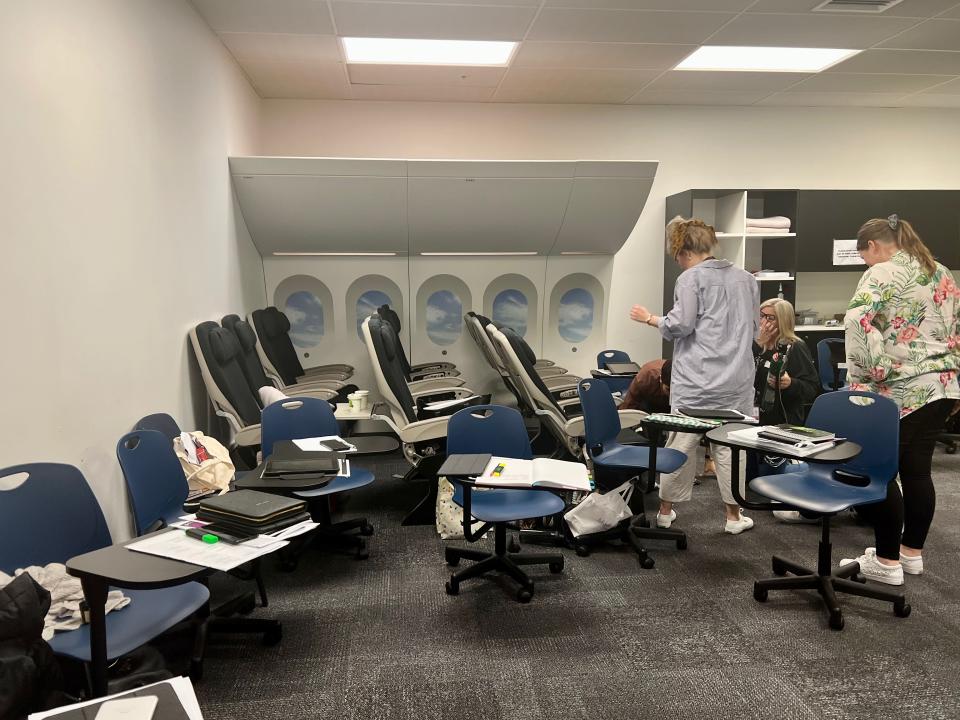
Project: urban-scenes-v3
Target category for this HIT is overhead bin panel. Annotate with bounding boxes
[407,160,575,179]
[233,174,408,254]
[552,176,655,254]
[407,176,572,254]
[229,156,406,177]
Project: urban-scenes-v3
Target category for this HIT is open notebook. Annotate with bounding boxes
[477,456,592,492]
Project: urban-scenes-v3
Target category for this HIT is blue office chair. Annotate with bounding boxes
[594,349,634,395]
[0,463,210,684]
[261,397,375,560]
[134,412,182,440]
[443,405,566,602]
[749,391,910,630]
[817,338,847,391]
[577,379,688,567]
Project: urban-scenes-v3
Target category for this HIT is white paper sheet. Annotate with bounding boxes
[126,531,287,572]
[292,435,357,453]
[833,238,866,266]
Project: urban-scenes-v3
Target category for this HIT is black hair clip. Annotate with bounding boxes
[887,213,900,230]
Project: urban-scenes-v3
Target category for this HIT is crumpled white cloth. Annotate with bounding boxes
[259,386,289,407]
[0,563,131,640]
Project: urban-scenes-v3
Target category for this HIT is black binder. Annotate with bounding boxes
[438,453,492,478]
[263,440,339,476]
[604,361,641,375]
[197,490,307,529]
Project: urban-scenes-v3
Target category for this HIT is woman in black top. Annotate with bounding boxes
[754,298,820,425]
[748,299,821,495]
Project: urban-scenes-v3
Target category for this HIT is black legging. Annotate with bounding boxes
[857,398,955,560]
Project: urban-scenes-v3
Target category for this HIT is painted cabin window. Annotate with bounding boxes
[425,290,462,346]
[284,291,324,348]
[357,290,392,339]
[558,288,594,343]
[492,289,529,338]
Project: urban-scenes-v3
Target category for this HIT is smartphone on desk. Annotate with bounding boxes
[94,696,158,720]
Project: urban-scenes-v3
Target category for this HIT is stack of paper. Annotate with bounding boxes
[126,530,288,572]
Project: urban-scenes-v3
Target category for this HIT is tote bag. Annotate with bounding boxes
[563,479,634,537]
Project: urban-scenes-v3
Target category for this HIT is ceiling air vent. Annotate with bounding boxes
[812,0,905,11]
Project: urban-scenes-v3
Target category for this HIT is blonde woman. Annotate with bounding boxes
[754,298,819,426]
[840,215,960,585]
[631,216,759,535]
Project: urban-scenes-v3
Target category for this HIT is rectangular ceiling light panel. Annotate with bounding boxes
[676,46,860,72]
[342,37,516,66]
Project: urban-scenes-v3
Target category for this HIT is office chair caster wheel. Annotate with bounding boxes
[238,596,257,615]
[279,556,299,572]
[894,601,911,618]
[829,612,844,631]
[263,625,283,646]
[360,522,375,536]
[946,443,957,455]
[445,549,460,567]
[676,536,687,551]
[772,558,787,576]
[634,516,650,529]
[549,560,564,574]
[575,544,590,557]
[753,584,768,603]
[639,556,655,570]
[508,537,521,553]
[516,585,534,603]
[445,579,459,596]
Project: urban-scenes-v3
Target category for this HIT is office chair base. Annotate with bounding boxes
[754,554,910,631]
[444,525,564,602]
[280,501,373,569]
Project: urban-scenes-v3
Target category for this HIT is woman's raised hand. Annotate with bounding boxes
[630,304,650,323]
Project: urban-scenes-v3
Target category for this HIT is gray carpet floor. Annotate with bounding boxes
[192,446,960,720]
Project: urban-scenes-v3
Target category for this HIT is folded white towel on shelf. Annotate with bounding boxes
[746,216,791,229]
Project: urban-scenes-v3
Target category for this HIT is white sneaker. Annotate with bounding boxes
[656,510,676,528]
[724,514,755,535]
[839,548,904,586]
[900,552,923,575]
[773,510,819,524]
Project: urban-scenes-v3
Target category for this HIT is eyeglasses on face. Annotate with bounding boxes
[760,313,777,322]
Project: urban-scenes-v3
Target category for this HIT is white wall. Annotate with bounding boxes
[0,0,265,537]
[259,100,960,366]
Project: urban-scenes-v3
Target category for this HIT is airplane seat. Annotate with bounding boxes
[248,307,352,386]
[376,304,458,378]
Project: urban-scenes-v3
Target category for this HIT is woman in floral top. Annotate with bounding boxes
[840,215,960,586]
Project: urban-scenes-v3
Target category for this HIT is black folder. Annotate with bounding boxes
[263,440,339,476]
[604,362,641,375]
[197,490,307,528]
[438,453,492,478]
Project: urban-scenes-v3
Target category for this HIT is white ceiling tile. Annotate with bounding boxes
[827,49,960,73]
[899,93,960,106]
[785,72,954,92]
[242,60,350,99]
[879,19,960,50]
[542,0,751,9]
[626,90,770,105]
[746,0,960,17]
[757,91,909,106]
[709,13,919,48]
[494,67,660,103]
[218,33,341,64]
[331,2,536,40]
[337,0,538,5]
[527,9,734,43]
[190,0,333,34]
[512,42,696,69]
[347,64,505,86]
[919,76,960,92]
[646,70,811,92]
[349,84,496,101]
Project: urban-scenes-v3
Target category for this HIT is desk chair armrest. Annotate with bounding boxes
[563,416,586,437]
[407,376,467,393]
[617,409,648,430]
[558,397,581,409]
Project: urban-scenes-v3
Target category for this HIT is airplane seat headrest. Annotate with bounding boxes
[260,308,287,338]
[504,327,536,366]
[209,327,241,365]
[378,304,401,335]
[233,320,258,353]
[380,326,399,364]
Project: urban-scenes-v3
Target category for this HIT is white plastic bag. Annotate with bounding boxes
[564,479,634,537]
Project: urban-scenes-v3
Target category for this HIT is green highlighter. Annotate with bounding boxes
[186,528,220,544]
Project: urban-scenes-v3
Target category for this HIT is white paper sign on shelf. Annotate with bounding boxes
[833,239,866,266]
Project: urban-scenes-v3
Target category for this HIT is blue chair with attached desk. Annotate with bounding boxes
[444,405,566,603]
[749,391,910,630]
[117,430,273,617]
[261,397,375,560]
[594,349,634,395]
[0,463,210,689]
[576,378,688,568]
